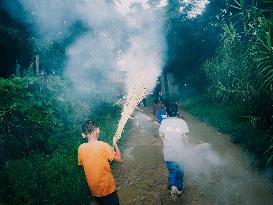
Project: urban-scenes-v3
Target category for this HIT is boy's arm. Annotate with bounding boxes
[159,123,165,143]
[78,146,83,166]
[113,137,123,163]
[159,132,164,143]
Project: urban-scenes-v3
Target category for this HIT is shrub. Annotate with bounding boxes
[0,75,123,204]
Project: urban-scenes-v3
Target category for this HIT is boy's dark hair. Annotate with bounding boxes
[82,120,98,135]
[166,103,178,117]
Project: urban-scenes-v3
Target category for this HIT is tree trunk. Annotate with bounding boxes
[163,72,169,99]
[35,55,40,75]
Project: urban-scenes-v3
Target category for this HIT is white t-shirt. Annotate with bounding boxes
[159,117,189,161]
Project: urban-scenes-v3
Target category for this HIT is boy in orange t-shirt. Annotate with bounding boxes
[78,120,123,205]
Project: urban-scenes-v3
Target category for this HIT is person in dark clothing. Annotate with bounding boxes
[153,99,161,116]
[158,91,164,104]
[156,103,167,124]
[92,192,120,205]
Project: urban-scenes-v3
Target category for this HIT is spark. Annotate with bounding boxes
[114,84,149,141]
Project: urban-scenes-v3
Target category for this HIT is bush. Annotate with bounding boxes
[183,97,272,166]
[198,1,273,165]
[203,24,257,104]
[0,75,124,204]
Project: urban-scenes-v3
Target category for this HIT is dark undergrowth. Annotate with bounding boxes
[0,75,126,205]
[183,96,272,168]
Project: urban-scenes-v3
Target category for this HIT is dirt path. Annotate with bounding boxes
[113,111,273,205]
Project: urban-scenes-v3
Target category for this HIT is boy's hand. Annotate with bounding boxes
[159,132,164,143]
[153,120,160,127]
[112,136,123,163]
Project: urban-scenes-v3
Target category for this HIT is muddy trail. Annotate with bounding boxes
[113,110,273,205]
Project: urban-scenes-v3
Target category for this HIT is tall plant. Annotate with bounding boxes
[228,0,273,92]
[203,24,256,104]
[204,0,273,164]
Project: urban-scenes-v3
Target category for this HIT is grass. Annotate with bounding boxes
[182,96,272,167]
[0,102,128,205]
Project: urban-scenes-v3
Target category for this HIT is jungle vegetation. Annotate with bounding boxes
[0,0,272,204]
[0,70,123,204]
[167,0,273,165]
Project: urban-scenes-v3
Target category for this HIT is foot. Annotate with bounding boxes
[171,186,178,199]
[177,187,184,195]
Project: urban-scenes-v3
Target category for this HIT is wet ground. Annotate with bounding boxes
[113,110,273,205]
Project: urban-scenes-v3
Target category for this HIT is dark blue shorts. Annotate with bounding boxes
[92,191,120,205]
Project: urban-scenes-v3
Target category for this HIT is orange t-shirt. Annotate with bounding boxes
[78,141,116,197]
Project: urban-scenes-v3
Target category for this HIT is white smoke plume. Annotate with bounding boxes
[3,0,167,139]
[176,142,223,173]
[114,1,167,140]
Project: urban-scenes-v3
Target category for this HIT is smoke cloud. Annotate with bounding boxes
[3,0,167,99]
[175,142,223,174]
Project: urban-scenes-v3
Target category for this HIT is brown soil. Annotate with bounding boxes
[113,110,273,205]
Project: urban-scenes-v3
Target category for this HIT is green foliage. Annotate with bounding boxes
[183,97,248,134]
[0,9,35,77]
[183,97,272,166]
[203,24,257,104]
[252,16,273,90]
[227,0,273,92]
[198,1,273,165]
[90,103,121,143]
[0,75,76,162]
[165,0,225,90]
[0,152,90,205]
[0,75,123,204]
